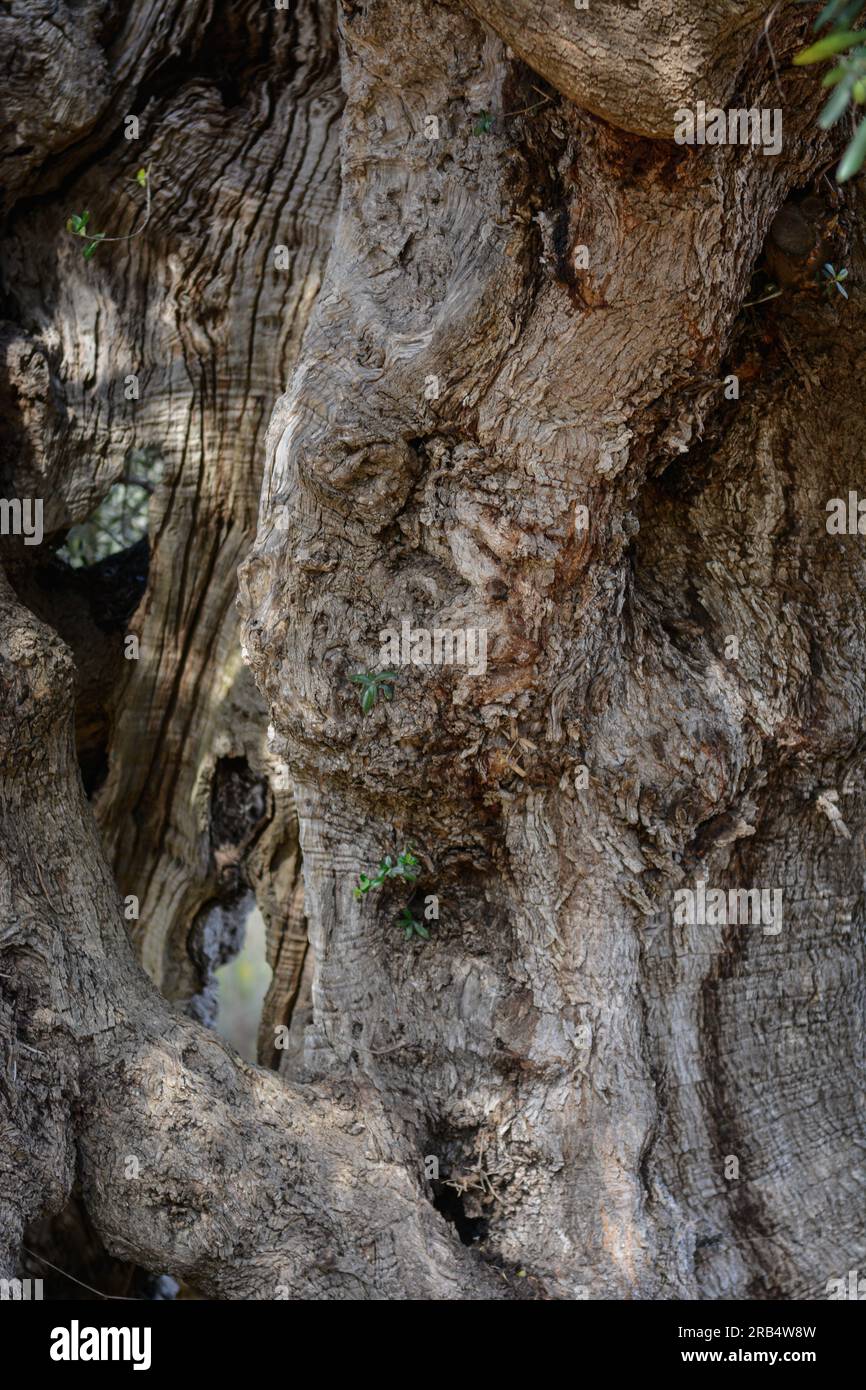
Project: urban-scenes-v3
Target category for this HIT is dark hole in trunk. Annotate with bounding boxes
[431,1180,488,1246]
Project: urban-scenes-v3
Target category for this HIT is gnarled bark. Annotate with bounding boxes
[239,0,866,1298]
[1,0,864,1300]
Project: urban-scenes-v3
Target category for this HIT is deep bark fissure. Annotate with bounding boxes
[1,0,864,1300]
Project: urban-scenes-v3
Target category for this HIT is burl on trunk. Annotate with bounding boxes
[0,0,864,1300]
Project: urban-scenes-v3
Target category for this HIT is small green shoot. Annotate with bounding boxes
[471,88,550,140]
[349,670,397,714]
[354,849,435,945]
[66,211,106,260]
[354,849,420,900]
[398,906,430,941]
[821,261,850,297]
[66,167,152,260]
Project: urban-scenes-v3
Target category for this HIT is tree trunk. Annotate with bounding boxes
[2,0,865,1300]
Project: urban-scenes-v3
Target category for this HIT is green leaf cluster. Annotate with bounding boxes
[349,670,397,714]
[397,907,430,941]
[821,260,850,296]
[353,850,420,900]
[66,210,106,259]
[796,3,866,180]
[66,168,150,259]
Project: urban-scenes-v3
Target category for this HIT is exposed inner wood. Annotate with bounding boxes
[1,0,864,1299]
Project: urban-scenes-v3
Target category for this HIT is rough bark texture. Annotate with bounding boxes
[462,0,775,138]
[1,0,342,1015]
[1,0,865,1299]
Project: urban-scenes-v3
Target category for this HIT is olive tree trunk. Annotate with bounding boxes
[1,0,864,1300]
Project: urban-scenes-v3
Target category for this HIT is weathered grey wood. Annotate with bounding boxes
[240,0,866,1298]
[1,0,864,1300]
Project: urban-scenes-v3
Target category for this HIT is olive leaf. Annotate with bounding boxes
[349,670,398,714]
[796,3,866,179]
[795,30,865,64]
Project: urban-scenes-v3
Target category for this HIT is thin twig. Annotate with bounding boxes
[761,4,785,103]
[505,97,551,120]
[503,86,552,120]
[743,287,784,306]
[21,1246,139,1301]
[96,169,153,245]
[97,523,127,550]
